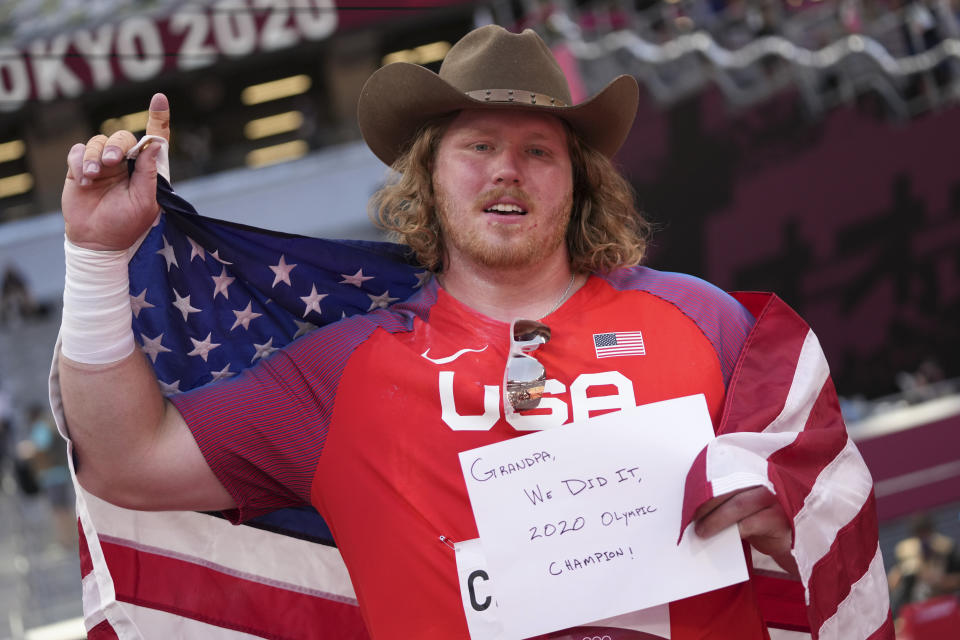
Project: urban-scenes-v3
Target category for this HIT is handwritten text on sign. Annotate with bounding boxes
[459,395,748,640]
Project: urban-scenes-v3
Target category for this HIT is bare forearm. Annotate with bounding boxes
[59,348,235,512]
[60,349,168,500]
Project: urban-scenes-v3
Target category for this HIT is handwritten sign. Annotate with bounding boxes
[458,394,748,639]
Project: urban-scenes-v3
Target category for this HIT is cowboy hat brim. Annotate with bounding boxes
[358,61,639,166]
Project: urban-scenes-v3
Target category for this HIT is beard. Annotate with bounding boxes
[435,185,573,270]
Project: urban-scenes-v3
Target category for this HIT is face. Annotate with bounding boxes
[432,109,574,271]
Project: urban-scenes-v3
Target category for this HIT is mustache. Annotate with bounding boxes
[474,187,533,208]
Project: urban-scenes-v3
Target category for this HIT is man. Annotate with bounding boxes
[888,513,960,616]
[57,25,890,639]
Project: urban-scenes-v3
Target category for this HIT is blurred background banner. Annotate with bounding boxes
[1,1,959,639]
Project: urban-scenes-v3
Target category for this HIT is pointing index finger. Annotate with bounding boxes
[145,93,171,142]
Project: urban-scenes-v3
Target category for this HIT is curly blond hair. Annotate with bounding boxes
[368,116,650,273]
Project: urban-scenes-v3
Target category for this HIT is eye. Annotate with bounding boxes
[472,143,491,152]
[528,147,548,158]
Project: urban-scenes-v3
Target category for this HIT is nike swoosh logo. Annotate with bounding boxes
[421,345,489,364]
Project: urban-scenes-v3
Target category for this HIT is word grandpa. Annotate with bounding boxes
[469,451,555,482]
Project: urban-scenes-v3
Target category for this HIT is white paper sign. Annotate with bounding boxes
[458,394,748,640]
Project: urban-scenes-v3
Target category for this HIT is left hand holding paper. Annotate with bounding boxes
[693,486,798,576]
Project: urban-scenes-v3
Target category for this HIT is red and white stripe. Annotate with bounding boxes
[681,293,894,640]
[76,486,367,639]
[50,338,367,640]
[74,474,368,639]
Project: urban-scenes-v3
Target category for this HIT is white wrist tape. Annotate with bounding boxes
[61,237,136,364]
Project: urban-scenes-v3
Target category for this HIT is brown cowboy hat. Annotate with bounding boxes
[357,25,639,166]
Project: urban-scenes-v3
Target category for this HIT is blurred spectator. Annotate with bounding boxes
[1,265,53,326]
[896,357,946,404]
[903,0,952,92]
[22,404,76,549]
[13,433,40,498]
[839,393,873,422]
[0,380,11,476]
[904,0,938,45]
[888,513,960,617]
[1,265,35,326]
[840,0,863,33]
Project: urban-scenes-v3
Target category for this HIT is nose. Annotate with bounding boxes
[492,149,521,185]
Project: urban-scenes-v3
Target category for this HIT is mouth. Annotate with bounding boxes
[483,202,528,216]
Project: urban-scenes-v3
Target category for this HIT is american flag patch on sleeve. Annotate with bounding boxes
[593,331,646,358]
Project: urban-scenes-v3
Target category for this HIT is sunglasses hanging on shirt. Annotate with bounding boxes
[504,318,551,413]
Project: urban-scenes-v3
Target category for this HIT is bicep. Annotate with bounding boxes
[116,400,237,512]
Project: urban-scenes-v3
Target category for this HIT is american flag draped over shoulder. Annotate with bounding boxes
[680,292,894,640]
[132,177,427,396]
[65,174,426,639]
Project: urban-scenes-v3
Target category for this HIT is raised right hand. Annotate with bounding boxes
[62,93,171,251]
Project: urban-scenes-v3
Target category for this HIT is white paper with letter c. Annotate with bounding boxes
[458,394,748,640]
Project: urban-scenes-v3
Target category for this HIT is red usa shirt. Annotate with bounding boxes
[172,267,769,640]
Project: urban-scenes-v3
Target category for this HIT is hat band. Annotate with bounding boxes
[465,89,568,107]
